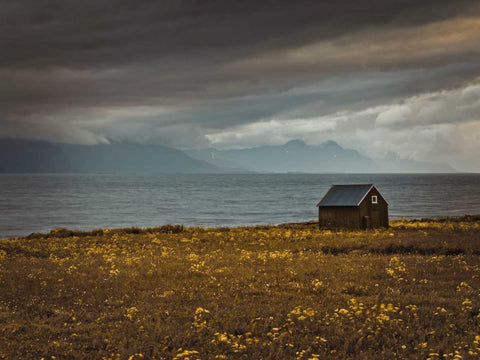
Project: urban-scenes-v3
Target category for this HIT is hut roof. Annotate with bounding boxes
[316,184,375,207]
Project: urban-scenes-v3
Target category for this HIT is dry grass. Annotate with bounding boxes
[1,218,480,359]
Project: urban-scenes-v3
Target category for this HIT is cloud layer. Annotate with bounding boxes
[1,0,480,170]
[206,82,480,170]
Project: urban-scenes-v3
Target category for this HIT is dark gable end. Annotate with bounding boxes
[358,186,389,207]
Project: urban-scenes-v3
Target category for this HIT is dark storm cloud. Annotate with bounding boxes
[1,0,480,168]
[1,0,477,69]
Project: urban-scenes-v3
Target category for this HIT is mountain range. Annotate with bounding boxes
[186,140,455,173]
[0,138,454,174]
[0,139,222,174]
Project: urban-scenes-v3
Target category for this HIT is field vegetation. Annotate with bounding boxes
[1,217,480,359]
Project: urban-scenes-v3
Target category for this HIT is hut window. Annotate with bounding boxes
[371,195,378,204]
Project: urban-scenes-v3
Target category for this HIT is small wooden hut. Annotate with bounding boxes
[316,184,389,229]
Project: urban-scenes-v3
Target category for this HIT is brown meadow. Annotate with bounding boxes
[1,218,480,359]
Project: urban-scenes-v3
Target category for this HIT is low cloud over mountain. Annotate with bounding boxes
[186,140,454,173]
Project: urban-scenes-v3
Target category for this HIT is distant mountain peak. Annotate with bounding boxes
[321,140,343,150]
[284,139,307,148]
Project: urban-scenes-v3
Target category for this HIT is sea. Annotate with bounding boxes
[1,173,479,239]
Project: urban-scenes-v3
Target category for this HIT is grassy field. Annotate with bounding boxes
[1,218,480,359]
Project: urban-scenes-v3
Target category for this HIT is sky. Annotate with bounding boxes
[1,0,480,171]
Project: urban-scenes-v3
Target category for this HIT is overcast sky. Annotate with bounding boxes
[1,0,480,171]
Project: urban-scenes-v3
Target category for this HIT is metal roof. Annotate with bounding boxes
[316,184,375,207]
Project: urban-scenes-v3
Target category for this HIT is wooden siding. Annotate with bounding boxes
[318,207,361,229]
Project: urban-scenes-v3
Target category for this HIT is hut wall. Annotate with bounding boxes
[318,207,361,229]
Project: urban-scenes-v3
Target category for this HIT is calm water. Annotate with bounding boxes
[1,173,479,239]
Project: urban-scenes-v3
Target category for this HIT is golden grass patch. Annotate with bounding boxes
[0,219,480,359]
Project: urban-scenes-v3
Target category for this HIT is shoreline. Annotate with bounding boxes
[6,214,478,241]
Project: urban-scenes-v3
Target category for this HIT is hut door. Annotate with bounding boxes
[362,216,371,229]
[371,210,380,228]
